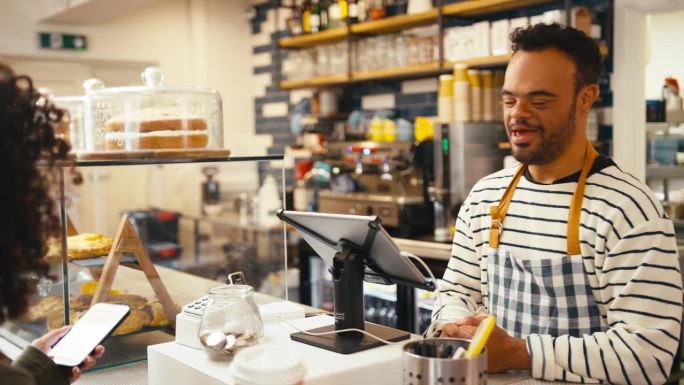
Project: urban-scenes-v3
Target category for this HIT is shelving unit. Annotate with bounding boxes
[278,0,555,50]
[276,0,611,90]
[280,44,610,89]
[645,111,684,202]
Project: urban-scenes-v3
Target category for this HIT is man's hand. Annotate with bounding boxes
[32,326,105,383]
[442,315,531,373]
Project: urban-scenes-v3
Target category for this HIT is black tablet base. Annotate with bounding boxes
[290,322,410,354]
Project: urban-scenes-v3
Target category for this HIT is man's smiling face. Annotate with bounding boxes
[502,48,580,165]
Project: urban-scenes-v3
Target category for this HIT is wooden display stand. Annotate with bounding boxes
[90,214,179,327]
[66,215,78,237]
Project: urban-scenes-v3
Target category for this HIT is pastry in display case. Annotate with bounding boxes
[44,232,114,261]
[81,66,227,159]
[29,290,175,336]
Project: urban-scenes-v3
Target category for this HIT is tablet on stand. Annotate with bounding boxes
[277,210,436,354]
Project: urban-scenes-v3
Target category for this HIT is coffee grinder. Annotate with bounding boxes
[201,166,221,216]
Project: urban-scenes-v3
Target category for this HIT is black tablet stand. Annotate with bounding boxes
[277,210,434,354]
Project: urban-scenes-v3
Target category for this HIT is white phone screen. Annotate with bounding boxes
[49,303,130,367]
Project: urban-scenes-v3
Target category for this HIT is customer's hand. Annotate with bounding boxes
[441,315,531,373]
[32,326,105,383]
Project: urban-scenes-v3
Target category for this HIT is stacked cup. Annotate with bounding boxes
[438,74,455,123]
[481,70,495,122]
[453,64,470,123]
[468,69,483,122]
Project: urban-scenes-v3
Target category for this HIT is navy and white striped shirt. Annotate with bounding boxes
[433,157,682,384]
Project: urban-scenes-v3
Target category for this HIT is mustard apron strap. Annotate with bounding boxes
[566,142,599,256]
[489,164,525,249]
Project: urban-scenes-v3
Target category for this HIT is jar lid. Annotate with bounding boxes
[208,284,254,296]
[86,66,218,97]
[230,344,306,385]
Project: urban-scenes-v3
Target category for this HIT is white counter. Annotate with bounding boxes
[148,315,419,385]
[147,315,576,385]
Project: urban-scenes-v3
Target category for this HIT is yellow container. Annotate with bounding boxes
[439,75,454,98]
[368,116,384,142]
[414,116,434,142]
[481,70,494,88]
[495,69,505,87]
[453,63,468,82]
[467,69,481,88]
[382,119,397,142]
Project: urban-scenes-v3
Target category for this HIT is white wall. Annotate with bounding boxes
[0,0,262,233]
[645,9,684,99]
[0,0,193,84]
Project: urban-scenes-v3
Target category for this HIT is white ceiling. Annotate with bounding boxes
[39,0,159,24]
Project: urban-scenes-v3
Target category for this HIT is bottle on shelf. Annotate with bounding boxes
[356,0,368,22]
[340,0,349,23]
[348,0,359,24]
[310,0,322,33]
[328,0,342,29]
[320,0,330,31]
[369,0,385,20]
[302,0,312,33]
[288,0,304,35]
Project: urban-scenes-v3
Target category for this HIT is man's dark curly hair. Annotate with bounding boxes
[0,62,70,324]
[510,23,602,94]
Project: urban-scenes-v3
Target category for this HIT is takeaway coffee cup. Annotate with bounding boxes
[231,344,306,385]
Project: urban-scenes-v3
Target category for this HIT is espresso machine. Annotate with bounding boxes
[317,140,434,238]
[433,122,509,228]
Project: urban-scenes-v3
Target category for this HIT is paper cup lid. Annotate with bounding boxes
[231,344,306,385]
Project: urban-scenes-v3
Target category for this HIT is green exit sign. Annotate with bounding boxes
[38,32,87,51]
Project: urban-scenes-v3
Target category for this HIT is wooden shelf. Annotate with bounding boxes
[351,9,438,35]
[279,74,350,89]
[445,54,512,69]
[443,0,554,17]
[279,27,348,49]
[352,62,442,82]
[646,165,684,180]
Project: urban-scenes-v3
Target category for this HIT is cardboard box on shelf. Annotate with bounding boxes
[490,19,510,56]
[472,21,491,58]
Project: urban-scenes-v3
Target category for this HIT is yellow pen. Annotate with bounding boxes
[462,315,496,359]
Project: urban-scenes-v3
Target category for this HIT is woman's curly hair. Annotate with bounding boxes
[0,62,70,323]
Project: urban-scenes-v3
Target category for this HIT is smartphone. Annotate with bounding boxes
[49,303,130,367]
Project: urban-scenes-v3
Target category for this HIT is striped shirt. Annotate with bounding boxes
[432,157,682,384]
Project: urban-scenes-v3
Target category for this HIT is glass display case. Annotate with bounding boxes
[52,78,106,153]
[0,155,287,371]
[82,67,224,155]
[54,94,86,152]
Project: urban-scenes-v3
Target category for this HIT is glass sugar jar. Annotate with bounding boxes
[198,285,264,357]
